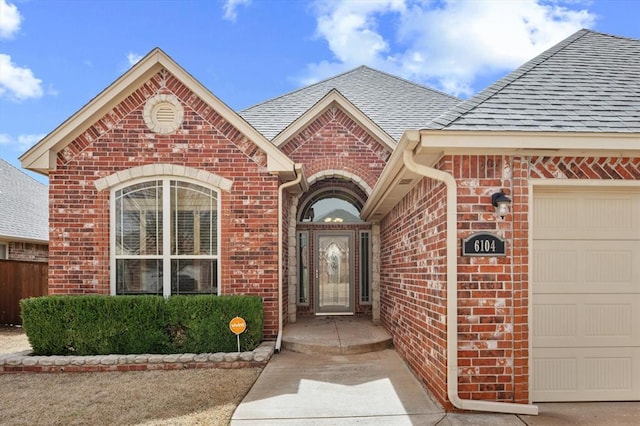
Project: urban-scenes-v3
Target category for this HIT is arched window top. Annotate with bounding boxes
[299,190,364,223]
[95,164,232,192]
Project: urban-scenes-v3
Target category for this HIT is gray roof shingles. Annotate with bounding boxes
[0,158,48,242]
[239,66,460,142]
[427,29,640,132]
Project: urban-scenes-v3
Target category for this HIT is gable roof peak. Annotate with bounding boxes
[20,46,296,178]
[240,65,460,141]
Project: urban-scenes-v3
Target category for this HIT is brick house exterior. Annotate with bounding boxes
[21,29,639,413]
[0,158,49,262]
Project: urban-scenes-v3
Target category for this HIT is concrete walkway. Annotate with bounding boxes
[232,349,640,425]
[231,349,445,424]
[281,315,393,355]
[232,317,640,425]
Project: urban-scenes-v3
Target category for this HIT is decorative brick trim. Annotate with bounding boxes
[0,342,274,374]
[529,156,640,180]
[94,163,233,192]
[306,170,372,196]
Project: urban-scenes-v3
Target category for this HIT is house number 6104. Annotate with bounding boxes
[474,239,496,253]
[462,232,507,257]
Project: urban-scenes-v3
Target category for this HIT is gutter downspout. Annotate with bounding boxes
[275,165,303,353]
[402,143,538,416]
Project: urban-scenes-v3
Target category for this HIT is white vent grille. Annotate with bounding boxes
[143,94,184,134]
[155,106,176,123]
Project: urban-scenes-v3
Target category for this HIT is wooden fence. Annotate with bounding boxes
[0,259,48,325]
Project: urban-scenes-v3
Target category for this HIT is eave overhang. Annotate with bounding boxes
[362,129,640,222]
[19,48,298,182]
[0,234,48,245]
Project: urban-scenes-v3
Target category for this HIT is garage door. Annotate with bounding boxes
[532,187,640,402]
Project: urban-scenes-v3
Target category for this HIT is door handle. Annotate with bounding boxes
[315,269,319,280]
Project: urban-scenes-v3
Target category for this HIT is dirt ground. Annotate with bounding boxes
[0,327,262,425]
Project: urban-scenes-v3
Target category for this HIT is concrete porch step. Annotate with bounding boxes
[281,316,393,355]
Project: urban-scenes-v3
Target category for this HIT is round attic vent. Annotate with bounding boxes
[143,94,184,134]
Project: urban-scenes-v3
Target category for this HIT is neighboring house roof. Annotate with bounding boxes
[239,66,460,142]
[0,158,48,243]
[427,29,640,132]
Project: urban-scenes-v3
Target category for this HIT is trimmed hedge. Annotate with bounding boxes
[20,295,263,356]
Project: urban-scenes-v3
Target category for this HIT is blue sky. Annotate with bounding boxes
[1,0,639,183]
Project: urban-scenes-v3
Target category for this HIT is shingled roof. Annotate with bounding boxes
[427,29,640,132]
[0,158,48,243]
[239,66,460,142]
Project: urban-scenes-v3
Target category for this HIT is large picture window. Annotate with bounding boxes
[113,179,219,296]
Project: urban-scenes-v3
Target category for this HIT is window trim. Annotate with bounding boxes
[359,230,372,304]
[0,242,8,259]
[297,231,309,306]
[110,176,222,296]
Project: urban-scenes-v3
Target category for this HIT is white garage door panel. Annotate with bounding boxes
[533,191,640,240]
[532,188,640,402]
[533,293,640,348]
[532,347,640,402]
[533,240,639,294]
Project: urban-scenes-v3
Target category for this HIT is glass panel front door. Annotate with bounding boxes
[316,232,353,313]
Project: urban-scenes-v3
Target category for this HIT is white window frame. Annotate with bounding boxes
[110,177,221,296]
[0,242,8,259]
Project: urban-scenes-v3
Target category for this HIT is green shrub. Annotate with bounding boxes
[20,295,263,356]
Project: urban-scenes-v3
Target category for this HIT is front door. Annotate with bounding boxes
[315,232,354,314]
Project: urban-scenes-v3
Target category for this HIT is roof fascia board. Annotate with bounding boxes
[272,89,396,152]
[0,235,48,245]
[361,130,421,221]
[363,128,640,221]
[20,50,166,173]
[20,48,296,178]
[420,129,639,150]
[417,130,640,165]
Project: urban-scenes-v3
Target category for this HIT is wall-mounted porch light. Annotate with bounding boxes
[491,191,511,219]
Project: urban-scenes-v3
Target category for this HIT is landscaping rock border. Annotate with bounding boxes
[0,341,274,373]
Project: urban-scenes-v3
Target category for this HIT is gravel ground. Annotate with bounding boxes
[0,326,31,354]
[0,326,262,425]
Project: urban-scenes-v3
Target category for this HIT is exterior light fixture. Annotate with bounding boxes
[491,191,511,219]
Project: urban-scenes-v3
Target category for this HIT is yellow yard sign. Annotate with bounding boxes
[229,316,247,335]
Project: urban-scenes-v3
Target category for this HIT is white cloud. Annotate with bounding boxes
[304,0,596,96]
[223,0,251,22]
[0,0,21,39]
[127,52,143,66]
[0,132,46,150]
[0,54,43,101]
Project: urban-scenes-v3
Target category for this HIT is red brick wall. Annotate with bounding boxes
[282,106,390,191]
[454,155,522,404]
[379,154,639,409]
[48,71,281,337]
[7,242,48,262]
[380,166,449,405]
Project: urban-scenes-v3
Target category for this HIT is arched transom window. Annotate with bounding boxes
[112,179,219,296]
[299,190,364,223]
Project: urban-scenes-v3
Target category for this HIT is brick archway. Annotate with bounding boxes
[287,175,379,322]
